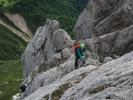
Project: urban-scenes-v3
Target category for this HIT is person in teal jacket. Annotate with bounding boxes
[74,42,86,69]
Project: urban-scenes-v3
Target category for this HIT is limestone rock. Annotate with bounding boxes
[85,57,100,66]
[60,51,133,100]
[22,51,133,100]
[52,29,73,51]
[61,48,71,59]
[84,25,133,59]
[22,19,72,78]
[21,55,75,98]
[103,57,113,63]
[74,7,95,40]
[21,52,100,99]
[23,65,98,100]
[74,0,133,39]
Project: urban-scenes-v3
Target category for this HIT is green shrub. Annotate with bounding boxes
[0,25,26,60]
[0,60,23,100]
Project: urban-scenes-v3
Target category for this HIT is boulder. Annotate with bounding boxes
[52,29,73,52]
[22,19,72,78]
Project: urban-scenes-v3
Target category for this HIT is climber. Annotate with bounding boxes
[74,41,86,69]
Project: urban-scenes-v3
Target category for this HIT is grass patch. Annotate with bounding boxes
[0,59,23,100]
[89,85,105,94]
[0,24,26,60]
[51,83,71,100]
[89,84,111,95]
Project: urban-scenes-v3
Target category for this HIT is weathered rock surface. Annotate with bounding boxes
[52,29,72,52]
[21,55,75,97]
[22,51,133,100]
[74,0,133,39]
[60,51,133,100]
[22,19,72,78]
[21,21,133,99]
[23,65,97,100]
[21,53,100,99]
[84,25,133,60]
[20,1,133,98]
[103,57,113,63]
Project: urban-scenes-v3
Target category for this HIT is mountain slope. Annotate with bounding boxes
[0,1,88,99]
[19,0,133,99]
[0,9,31,60]
[0,24,26,60]
[0,0,88,60]
[19,19,133,100]
[0,0,88,59]
[5,0,87,37]
[0,19,31,42]
[0,60,23,100]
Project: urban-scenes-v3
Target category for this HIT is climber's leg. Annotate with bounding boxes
[83,59,85,64]
[75,57,78,69]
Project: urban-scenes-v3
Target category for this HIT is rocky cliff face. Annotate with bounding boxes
[22,19,73,78]
[60,51,133,100]
[26,52,133,100]
[19,18,101,100]
[19,17,133,100]
[74,0,133,59]
[74,0,133,39]
[84,25,133,60]
[20,45,133,100]
[18,0,133,100]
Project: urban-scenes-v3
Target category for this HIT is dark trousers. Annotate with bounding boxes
[75,57,79,69]
[75,57,86,69]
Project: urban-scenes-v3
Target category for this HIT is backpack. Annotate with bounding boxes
[74,42,80,51]
[80,42,85,49]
